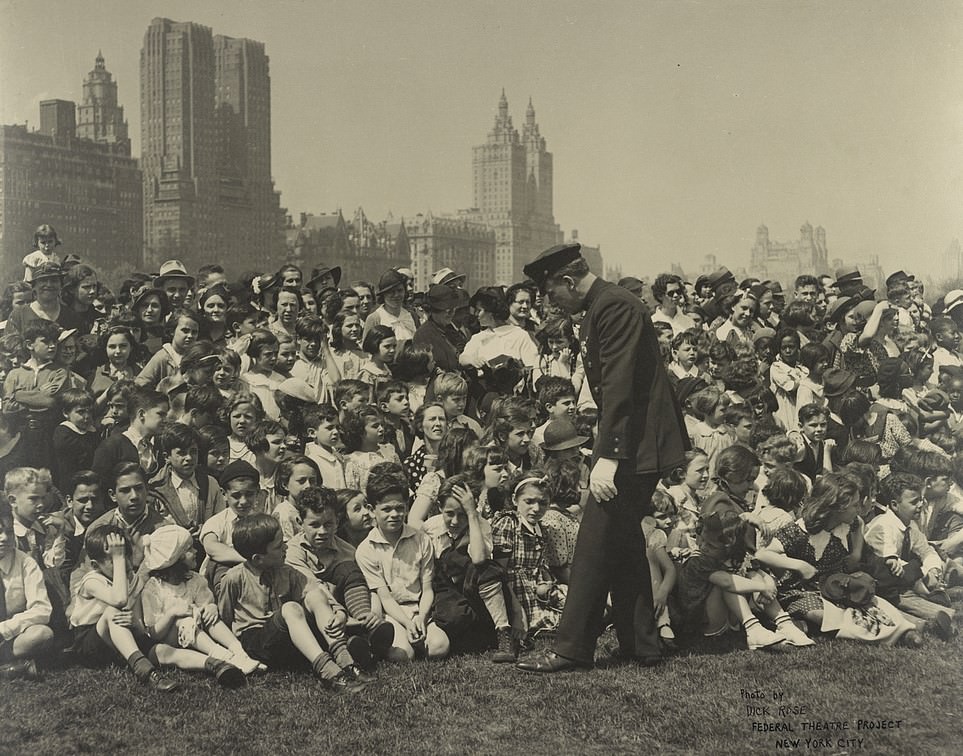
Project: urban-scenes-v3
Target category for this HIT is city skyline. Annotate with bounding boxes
[2,0,962,282]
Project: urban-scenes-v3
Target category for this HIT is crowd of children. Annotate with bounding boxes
[0,227,961,691]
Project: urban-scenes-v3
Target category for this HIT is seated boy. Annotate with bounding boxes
[68,524,177,691]
[355,462,450,661]
[530,377,577,467]
[199,460,266,589]
[87,462,167,570]
[863,473,955,640]
[150,423,225,534]
[91,388,169,482]
[286,486,394,659]
[216,513,370,692]
[61,470,106,584]
[304,404,346,489]
[0,501,54,680]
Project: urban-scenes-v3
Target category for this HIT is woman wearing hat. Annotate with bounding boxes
[362,269,417,345]
[4,263,72,336]
[822,296,860,370]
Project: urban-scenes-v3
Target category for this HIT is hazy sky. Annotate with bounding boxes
[2,0,962,280]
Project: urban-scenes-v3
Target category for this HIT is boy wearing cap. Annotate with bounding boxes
[200,460,264,589]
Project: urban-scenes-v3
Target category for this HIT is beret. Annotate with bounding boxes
[219,459,260,488]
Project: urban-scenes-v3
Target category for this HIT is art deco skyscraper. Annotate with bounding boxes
[470,91,561,284]
[140,17,283,271]
[76,52,129,147]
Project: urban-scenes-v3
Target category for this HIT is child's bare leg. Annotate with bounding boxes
[9,624,54,659]
[152,643,208,671]
[703,586,729,636]
[425,622,450,660]
[206,621,246,655]
[384,615,415,661]
[97,609,141,658]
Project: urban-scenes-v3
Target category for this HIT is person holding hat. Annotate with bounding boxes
[412,284,465,373]
[362,269,417,346]
[515,243,689,674]
[4,263,71,336]
[153,260,195,310]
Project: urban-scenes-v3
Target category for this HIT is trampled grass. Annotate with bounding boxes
[2,630,961,755]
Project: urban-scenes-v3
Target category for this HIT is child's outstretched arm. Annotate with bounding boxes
[201,533,246,566]
[755,539,818,581]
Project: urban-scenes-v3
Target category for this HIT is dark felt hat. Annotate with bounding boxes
[822,368,856,398]
[426,283,461,311]
[885,270,914,288]
[617,276,646,295]
[522,243,582,290]
[377,269,407,295]
[825,295,858,324]
[219,459,260,488]
[31,262,65,283]
[541,418,590,452]
[308,265,342,290]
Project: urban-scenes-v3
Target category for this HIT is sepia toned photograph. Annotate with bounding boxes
[1,1,961,753]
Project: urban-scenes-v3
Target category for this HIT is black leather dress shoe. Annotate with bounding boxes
[515,652,589,674]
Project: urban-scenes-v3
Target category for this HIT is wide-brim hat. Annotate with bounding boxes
[522,243,582,291]
[431,267,466,287]
[427,283,461,311]
[825,295,858,324]
[31,262,65,283]
[307,265,342,290]
[377,269,407,295]
[943,289,963,314]
[822,368,856,398]
[835,266,863,287]
[541,418,589,451]
[153,259,195,289]
[885,270,914,288]
[131,287,171,316]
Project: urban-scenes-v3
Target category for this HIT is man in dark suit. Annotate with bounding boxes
[516,244,689,673]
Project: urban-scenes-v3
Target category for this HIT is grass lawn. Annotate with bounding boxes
[2,629,961,755]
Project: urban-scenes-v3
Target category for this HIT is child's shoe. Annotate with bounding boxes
[659,626,678,653]
[145,669,180,692]
[229,652,264,676]
[492,628,518,663]
[368,621,395,659]
[746,625,789,651]
[321,668,369,695]
[775,621,815,647]
[0,659,40,681]
[346,635,374,672]
[205,657,247,688]
[923,611,955,642]
[344,663,377,684]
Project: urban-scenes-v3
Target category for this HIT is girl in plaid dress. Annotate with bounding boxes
[491,471,564,638]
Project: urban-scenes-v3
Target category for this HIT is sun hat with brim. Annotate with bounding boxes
[57,328,78,343]
[432,267,466,286]
[822,368,857,398]
[377,269,407,295]
[153,260,195,289]
[852,300,878,321]
[943,290,963,314]
[752,327,776,344]
[427,283,461,311]
[31,262,65,283]
[541,418,589,451]
[278,377,318,404]
[307,265,342,290]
